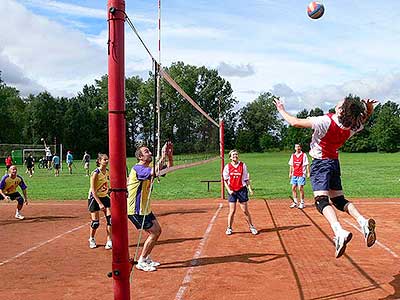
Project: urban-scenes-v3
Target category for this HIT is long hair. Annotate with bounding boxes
[96,153,108,167]
[338,96,367,131]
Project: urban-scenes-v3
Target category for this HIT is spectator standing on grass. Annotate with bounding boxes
[274,96,377,258]
[288,144,310,209]
[82,151,91,176]
[127,145,166,272]
[66,151,73,174]
[24,153,35,178]
[223,149,258,236]
[0,165,28,220]
[87,153,112,250]
[52,154,60,177]
[5,155,13,173]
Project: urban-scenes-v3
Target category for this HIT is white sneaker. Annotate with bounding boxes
[15,212,25,220]
[334,230,353,258]
[145,257,160,267]
[105,240,112,250]
[362,219,376,248]
[250,226,258,235]
[135,260,156,272]
[225,227,233,235]
[298,202,305,209]
[289,202,297,208]
[88,238,97,249]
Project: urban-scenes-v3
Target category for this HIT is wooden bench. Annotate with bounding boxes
[200,180,221,192]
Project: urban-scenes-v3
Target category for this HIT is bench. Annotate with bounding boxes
[200,180,221,192]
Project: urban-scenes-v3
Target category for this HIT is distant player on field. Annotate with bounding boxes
[274,96,377,258]
[223,149,258,236]
[288,144,310,209]
[82,151,91,176]
[0,165,28,220]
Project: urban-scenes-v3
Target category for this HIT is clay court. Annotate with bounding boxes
[1,198,399,300]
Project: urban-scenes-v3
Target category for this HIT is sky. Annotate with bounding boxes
[1,0,400,113]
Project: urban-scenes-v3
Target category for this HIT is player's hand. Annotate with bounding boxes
[248,188,254,196]
[99,204,105,211]
[24,198,28,205]
[362,99,378,116]
[227,189,233,195]
[5,196,11,202]
[273,99,285,111]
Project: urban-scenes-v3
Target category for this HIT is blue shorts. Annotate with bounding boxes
[310,159,342,192]
[228,187,249,203]
[128,212,156,230]
[290,176,306,186]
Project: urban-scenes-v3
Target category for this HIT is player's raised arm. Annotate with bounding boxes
[274,99,313,128]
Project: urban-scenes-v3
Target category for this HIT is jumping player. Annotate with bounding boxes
[274,96,377,258]
[0,165,28,220]
[223,149,258,236]
[127,146,165,272]
[87,153,112,250]
[288,144,310,209]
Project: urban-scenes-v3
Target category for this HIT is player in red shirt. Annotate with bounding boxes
[288,144,310,209]
[223,149,257,236]
[275,97,377,258]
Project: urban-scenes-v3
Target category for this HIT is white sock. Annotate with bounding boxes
[331,222,343,236]
[293,198,298,203]
[138,256,145,263]
[300,199,304,204]
[357,216,367,227]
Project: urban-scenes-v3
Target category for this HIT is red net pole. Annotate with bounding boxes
[107,1,130,299]
[220,120,225,200]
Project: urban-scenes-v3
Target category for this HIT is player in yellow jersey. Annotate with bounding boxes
[87,153,112,250]
[0,165,28,220]
[128,145,166,272]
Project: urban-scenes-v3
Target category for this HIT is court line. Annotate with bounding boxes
[0,221,89,266]
[343,219,399,258]
[174,203,223,300]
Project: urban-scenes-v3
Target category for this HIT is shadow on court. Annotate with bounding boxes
[0,215,78,226]
[128,236,203,248]
[379,272,400,300]
[157,208,210,217]
[232,224,311,235]
[158,252,285,269]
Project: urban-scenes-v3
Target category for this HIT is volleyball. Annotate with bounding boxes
[307,1,325,20]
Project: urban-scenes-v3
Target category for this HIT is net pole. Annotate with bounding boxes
[156,0,161,160]
[219,119,225,200]
[107,1,130,300]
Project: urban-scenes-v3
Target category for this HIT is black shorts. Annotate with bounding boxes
[0,192,24,205]
[128,212,156,230]
[228,186,249,203]
[88,196,111,212]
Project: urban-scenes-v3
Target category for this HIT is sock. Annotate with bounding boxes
[357,216,367,227]
[300,199,304,204]
[138,256,145,263]
[331,222,343,236]
[293,198,298,203]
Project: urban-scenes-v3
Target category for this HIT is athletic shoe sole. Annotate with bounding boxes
[335,232,353,259]
[365,219,376,248]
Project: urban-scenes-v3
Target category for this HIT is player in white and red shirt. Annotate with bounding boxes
[223,150,257,236]
[288,144,310,209]
[275,97,377,258]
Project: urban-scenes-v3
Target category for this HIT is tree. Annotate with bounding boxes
[370,101,400,152]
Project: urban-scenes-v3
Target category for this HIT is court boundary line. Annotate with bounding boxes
[174,203,223,300]
[0,221,90,266]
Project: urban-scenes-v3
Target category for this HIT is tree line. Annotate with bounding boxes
[0,63,399,159]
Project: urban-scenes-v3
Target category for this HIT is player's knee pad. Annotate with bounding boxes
[91,220,100,229]
[331,195,349,212]
[315,195,330,214]
[106,215,112,226]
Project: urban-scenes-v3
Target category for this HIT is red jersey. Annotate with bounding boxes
[289,152,308,177]
[223,161,249,192]
[5,157,12,167]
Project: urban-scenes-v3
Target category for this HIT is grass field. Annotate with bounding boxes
[2,151,399,201]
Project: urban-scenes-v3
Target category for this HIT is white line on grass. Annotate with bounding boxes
[343,219,399,258]
[0,222,89,266]
[175,203,223,300]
